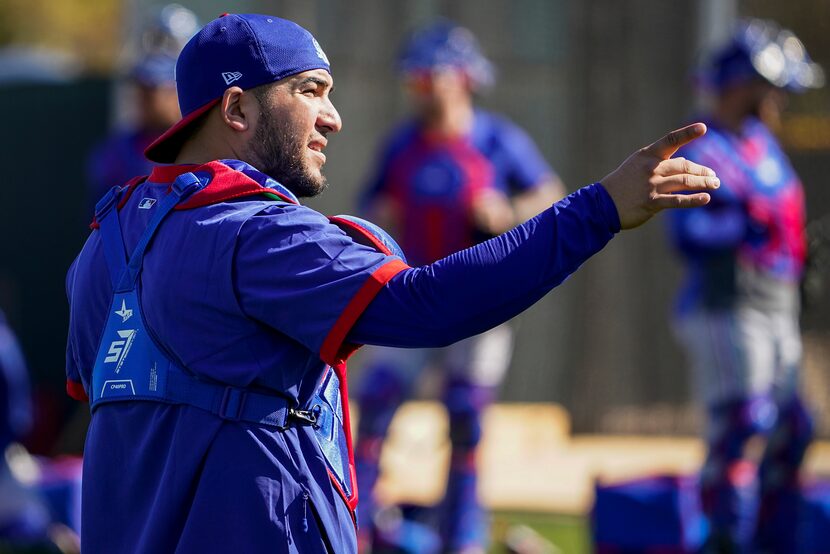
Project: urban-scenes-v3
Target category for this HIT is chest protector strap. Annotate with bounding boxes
[89,173,293,429]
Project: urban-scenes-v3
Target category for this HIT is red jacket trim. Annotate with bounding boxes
[66,379,88,402]
[90,161,298,228]
[319,258,409,366]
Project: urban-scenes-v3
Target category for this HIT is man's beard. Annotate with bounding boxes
[247,109,328,198]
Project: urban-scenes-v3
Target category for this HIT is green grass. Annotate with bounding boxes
[490,511,591,553]
[0,513,592,554]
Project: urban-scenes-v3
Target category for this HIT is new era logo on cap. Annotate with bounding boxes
[312,38,329,65]
[222,71,243,85]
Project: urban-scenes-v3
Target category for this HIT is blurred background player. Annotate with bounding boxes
[668,19,823,554]
[354,20,565,553]
[0,308,56,549]
[85,4,198,212]
[86,53,178,207]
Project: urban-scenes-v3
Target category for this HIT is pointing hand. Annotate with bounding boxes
[600,123,719,230]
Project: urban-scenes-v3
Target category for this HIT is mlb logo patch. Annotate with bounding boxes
[138,198,157,209]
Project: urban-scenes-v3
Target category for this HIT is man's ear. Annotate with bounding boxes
[219,86,257,133]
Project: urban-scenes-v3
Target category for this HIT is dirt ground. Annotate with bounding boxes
[362,401,830,515]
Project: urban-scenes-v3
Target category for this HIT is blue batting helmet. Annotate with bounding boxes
[397,19,495,90]
[704,19,823,93]
[141,3,200,57]
[129,53,177,87]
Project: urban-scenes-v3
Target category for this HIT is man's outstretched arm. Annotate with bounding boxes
[349,124,719,347]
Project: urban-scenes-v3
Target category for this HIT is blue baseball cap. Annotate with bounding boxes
[397,19,494,90]
[146,13,331,163]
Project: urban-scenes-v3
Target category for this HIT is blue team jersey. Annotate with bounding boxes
[669,117,806,312]
[65,160,407,553]
[362,110,555,265]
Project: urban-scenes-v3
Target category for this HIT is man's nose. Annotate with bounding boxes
[318,98,342,134]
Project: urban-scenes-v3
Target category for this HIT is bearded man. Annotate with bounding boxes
[65,13,718,554]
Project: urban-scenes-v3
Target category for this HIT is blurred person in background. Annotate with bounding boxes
[0,310,32,472]
[354,20,565,554]
[668,19,824,554]
[1,310,82,553]
[86,53,179,207]
[86,4,198,212]
[0,309,53,548]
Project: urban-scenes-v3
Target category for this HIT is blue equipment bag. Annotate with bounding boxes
[592,474,708,553]
[802,479,830,553]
